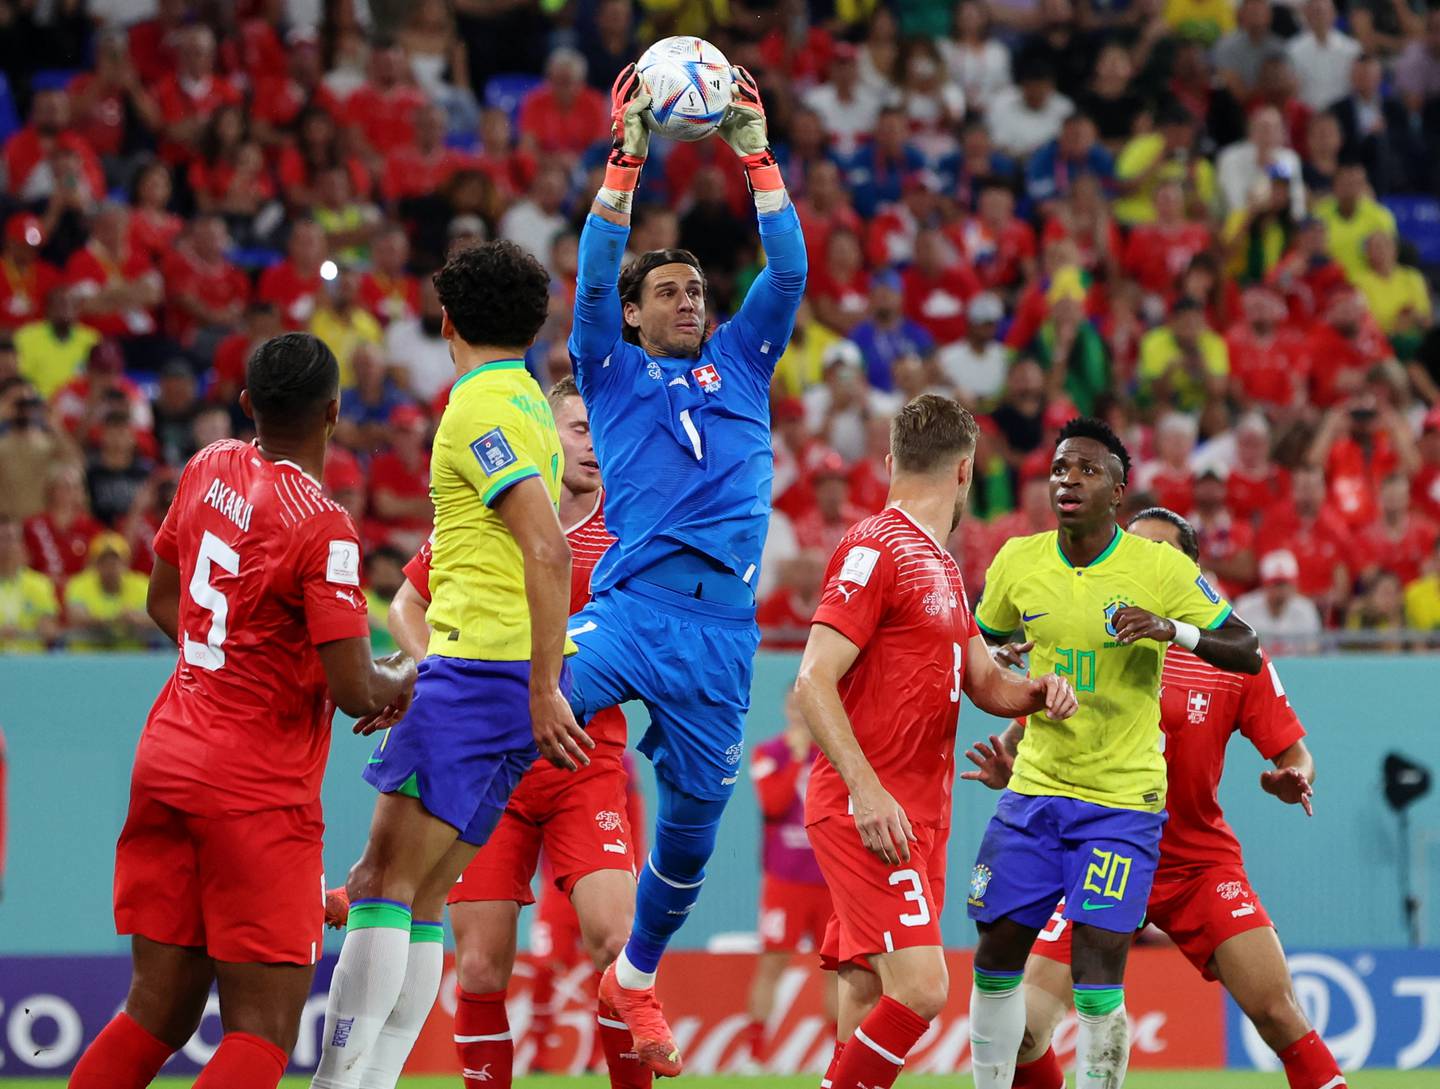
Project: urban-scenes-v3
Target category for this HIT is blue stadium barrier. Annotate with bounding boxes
[483,72,543,127]
[0,73,20,146]
[1383,195,1440,268]
[30,68,81,93]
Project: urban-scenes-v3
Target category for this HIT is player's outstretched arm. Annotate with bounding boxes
[1261,739,1316,816]
[387,578,430,663]
[794,623,916,865]
[961,719,1025,791]
[962,632,1078,721]
[493,476,594,771]
[318,638,417,721]
[720,67,808,360]
[1110,607,1262,674]
[146,558,181,644]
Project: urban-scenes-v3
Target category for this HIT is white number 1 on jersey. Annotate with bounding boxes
[183,530,239,672]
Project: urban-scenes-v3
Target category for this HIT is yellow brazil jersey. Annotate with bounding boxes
[975,528,1232,812]
[426,359,571,661]
[0,567,59,652]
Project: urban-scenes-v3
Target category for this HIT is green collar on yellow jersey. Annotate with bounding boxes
[452,358,528,392]
[1056,526,1123,569]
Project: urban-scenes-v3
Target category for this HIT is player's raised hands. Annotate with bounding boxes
[1109,606,1176,646]
[1032,672,1078,719]
[717,66,770,158]
[1261,766,1314,816]
[961,733,1015,791]
[992,640,1033,670]
[533,687,595,771]
[851,778,916,865]
[610,63,652,161]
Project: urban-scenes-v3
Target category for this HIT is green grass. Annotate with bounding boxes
[0,1075,1431,1087]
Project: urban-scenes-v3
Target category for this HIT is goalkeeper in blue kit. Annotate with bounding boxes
[567,63,807,1075]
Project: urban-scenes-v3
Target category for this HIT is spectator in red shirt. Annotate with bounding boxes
[1266,217,1349,325]
[1190,467,1258,594]
[1259,463,1355,618]
[345,38,429,165]
[756,549,829,649]
[67,30,161,164]
[359,225,421,328]
[665,133,752,218]
[3,90,107,204]
[866,169,945,268]
[1357,473,1438,585]
[471,106,538,199]
[793,452,865,555]
[258,220,328,330]
[1039,174,1123,283]
[64,202,162,342]
[250,28,342,149]
[1411,407,1440,524]
[771,398,826,519]
[127,0,187,87]
[24,462,101,584]
[153,25,242,165]
[847,416,893,515]
[0,215,61,333]
[948,180,1037,294]
[366,402,433,553]
[278,107,373,211]
[211,302,282,408]
[1305,291,1397,409]
[1225,286,1308,410]
[1307,392,1418,529]
[1134,411,1197,514]
[1226,412,1292,525]
[161,215,249,349]
[1122,180,1212,303]
[517,46,608,162]
[382,102,471,203]
[794,159,864,269]
[126,162,183,268]
[53,340,152,443]
[902,228,982,347]
[809,227,871,336]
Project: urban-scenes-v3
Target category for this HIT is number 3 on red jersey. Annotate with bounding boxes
[184,530,239,671]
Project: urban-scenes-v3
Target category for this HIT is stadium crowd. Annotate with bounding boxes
[1,0,1439,654]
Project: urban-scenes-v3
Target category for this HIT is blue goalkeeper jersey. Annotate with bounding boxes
[568,204,808,598]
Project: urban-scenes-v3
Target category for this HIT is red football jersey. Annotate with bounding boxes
[1157,648,1305,873]
[805,508,979,829]
[134,440,371,816]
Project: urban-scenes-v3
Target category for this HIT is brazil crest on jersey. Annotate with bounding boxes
[975,528,1232,812]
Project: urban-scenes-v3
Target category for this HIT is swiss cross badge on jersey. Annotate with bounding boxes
[691,363,722,393]
[1186,689,1211,723]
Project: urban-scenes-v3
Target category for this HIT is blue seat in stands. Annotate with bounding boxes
[31,69,82,93]
[483,73,543,126]
[1384,195,1440,268]
[0,73,19,145]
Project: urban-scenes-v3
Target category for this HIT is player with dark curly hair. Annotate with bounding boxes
[961,417,1262,1089]
[311,241,589,1089]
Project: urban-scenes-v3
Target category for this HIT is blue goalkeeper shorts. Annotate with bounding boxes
[566,579,759,802]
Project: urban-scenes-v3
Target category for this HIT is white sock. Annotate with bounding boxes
[1076,1006,1130,1088]
[969,982,1027,1089]
[355,934,445,1089]
[311,923,411,1089]
[614,948,656,990]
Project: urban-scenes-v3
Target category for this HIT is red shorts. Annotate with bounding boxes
[113,788,324,966]
[809,815,948,971]
[759,874,833,953]
[449,718,635,906]
[1030,864,1274,982]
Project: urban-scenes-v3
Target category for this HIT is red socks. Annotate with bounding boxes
[1279,1030,1347,1089]
[598,997,652,1088]
[821,1039,845,1088]
[744,1018,768,1066]
[192,1032,287,1089]
[830,995,931,1089]
[455,989,513,1088]
[1013,1045,1066,1089]
[68,1011,176,1089]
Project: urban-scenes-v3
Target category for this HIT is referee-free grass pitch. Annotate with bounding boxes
[1,1074,1431,1087]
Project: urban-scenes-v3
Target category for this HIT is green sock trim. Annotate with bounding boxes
[974,968,1023,994]
[346,900,413,932]
[410,921,445,944]
[1073,985,1125,1017]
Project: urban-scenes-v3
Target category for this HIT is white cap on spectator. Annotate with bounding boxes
[1259,550,1300,586]
[448,214,488,240]
[822,340,864,371]
[968,293,1004,324]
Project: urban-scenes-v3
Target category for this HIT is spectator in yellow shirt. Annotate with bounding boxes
[1139,295,1230,411]
[1112,105,1217,226]
[310,266,383,388]
[1352,232,1432,354]
[1163,0,1237,45]
[0,514,58,653]
[773,298,842,397]
[63,532,153,650]
[1314,160,1396,281]
[15,287,101,400]
[1405,539,1440,631]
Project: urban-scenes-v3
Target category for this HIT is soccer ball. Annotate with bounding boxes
[637,36,733,142]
